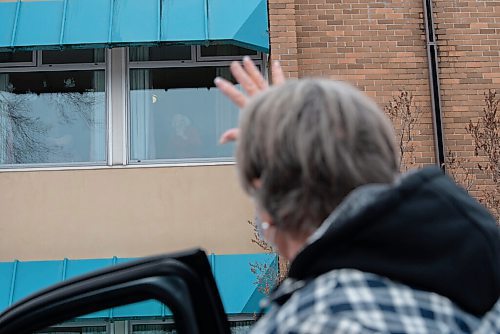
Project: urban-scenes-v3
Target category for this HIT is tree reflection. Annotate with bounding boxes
[0,91,52,164]
[0,91,102,164]
[49,92,101,127]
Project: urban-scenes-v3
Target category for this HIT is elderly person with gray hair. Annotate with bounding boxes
[215,58,500,334]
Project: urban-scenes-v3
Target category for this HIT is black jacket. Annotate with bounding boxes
[289,167,500,316]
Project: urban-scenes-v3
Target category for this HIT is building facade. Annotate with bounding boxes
[269,0,500,208]
[0,0,498,332]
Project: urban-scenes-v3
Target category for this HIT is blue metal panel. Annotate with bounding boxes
[0,0,269,52]
[208,0,269,52]
[0,262,15,311]
[113,300,165,318]
[66,258,115,319]
[0,1,17,49]
[14,0,64,49]
[13,260,64,302]
[65,258,114,279]
[161,0,206,43]
[112,257,165,318]
[111,0,158,44]
[214,253,276,314]
[233,0,270,52]
[63,0,111,46]
[0,253,274,316]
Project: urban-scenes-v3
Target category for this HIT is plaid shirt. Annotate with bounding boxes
[250,269,500,334]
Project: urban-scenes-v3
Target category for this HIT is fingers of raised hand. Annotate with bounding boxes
[230,61,261,97]
[214,77,248,109]
[243,56,268,91]
[271,60,286,86]
[219,128,240,144]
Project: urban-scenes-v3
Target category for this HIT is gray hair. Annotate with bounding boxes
[237,79,399,236]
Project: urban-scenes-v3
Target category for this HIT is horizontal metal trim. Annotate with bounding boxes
[0,64,105,72]
[0,62,36,68]
[196,54,261,62]
[129,59,263,69]
[0,161,235,173]
[128,156,235,165]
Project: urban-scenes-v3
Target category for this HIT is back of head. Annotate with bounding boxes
[237,79,399,236]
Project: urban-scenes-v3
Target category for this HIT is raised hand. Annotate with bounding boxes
[215,57,285,143]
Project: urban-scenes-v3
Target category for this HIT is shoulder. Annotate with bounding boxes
[251,269,484,334]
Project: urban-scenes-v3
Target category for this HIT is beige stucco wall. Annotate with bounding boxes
[0,165,261,261]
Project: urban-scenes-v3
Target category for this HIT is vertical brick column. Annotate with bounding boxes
[268,0,300,78]
[292,0,436,165]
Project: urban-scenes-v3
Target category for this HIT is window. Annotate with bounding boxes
[0,45,265,169]
[229,320,255,333]
[129,66,238,162]
[131,323,176,334]
[199,45,259,59]
[130,46,192,62]
[41,49,105,65]
[0,51,35,67]
[130,317,255,334]
[0,50,106,167]
[128,45,263,164]
[35,325,108,334]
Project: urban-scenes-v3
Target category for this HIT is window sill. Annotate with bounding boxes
[0,161,236,173]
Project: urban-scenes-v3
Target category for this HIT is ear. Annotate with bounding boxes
[259,209,274,226]
[252,178,262,189]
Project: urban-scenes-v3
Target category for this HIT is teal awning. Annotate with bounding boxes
[0,253,277,317]
[0,0,269,53]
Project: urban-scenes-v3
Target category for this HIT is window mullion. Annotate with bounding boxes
[36,50,42,66]
[109,47,128,166]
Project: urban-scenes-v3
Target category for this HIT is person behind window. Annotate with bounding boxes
[165,113,202,159]
[215,59,500,333]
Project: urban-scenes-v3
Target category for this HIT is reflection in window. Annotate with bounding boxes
[129,46,192,62]
[131,323,176,334]
[200,45,258,58]
[0,71,106,165]
[131,320,253,334]
[230,320,254,334]
[129,67,238,162]
[42,49,105,64]
[0,51,33,64]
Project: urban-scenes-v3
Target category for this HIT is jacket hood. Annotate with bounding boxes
[288,167,500,316]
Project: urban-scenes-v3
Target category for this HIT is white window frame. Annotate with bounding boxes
[0,46,268,171]
[126,45,265,166]
[0,49,108,169]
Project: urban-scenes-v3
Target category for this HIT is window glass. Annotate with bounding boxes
[131,323,176,334]
[130,320,253,333]
[129,67,238,162]
[0,51,33,63]
[34,325,107,333]
[129,46,192,62]
[0,71,106,165]
[230,320,254,333]
[200,45,258,58]
[42,49,105,64]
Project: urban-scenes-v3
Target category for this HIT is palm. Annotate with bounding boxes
[215,58,285,143]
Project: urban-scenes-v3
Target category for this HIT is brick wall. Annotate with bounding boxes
[269,0,436,167]
[269,0,299,78]
[434,0,500,205]
[268,0,499,217]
